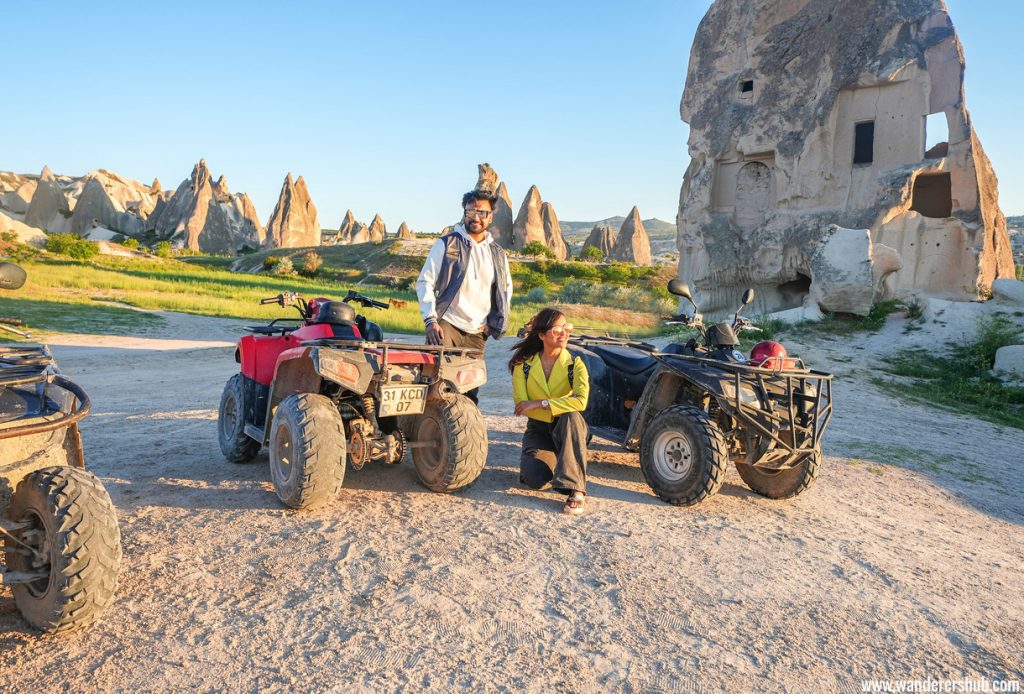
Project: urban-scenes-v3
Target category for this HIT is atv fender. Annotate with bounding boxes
[264,348,322,438]
[623,361,737,451]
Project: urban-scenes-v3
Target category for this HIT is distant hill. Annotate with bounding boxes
[560,217,676,240]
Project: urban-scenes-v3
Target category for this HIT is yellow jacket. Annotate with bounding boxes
[512,350,590,422]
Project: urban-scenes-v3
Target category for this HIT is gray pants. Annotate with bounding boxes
[519,412,589,494]
[439,320,486,403]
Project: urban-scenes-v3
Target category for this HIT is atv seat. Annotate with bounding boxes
[590,344,657,375]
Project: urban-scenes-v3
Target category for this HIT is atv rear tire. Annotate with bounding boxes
[639,405,727,506]
[218,374,261,463]
[735,448,821,499]
[411,395,486,492]
[4,466,121,632]
[268,393,346,509]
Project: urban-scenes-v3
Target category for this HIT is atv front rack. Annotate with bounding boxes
[653,352,833,469]
[0,345,92,445]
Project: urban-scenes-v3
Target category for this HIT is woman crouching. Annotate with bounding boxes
[509,308,590,515]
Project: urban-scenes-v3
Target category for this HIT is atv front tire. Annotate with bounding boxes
[218,374,261,463]
[639,405,727,506]
[735,448,821,499]
[410,394,486,492]
[4,466,121,632]
[268,393,346,509]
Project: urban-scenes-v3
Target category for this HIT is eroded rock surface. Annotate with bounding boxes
[367,214,387,243]
[264,173,320,249]
[541,202,568,260]
[513,185,545,250]
[613,207,652,266]
[24,166,72,233]
[396,222,416,239]
[492,181,514,249]
[581,223,616,258]
[148,160,265,253]
[677,0,1015,315]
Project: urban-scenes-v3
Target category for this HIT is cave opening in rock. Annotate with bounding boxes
[853,121,874,165]
[740,80,753,93]
[910,173,952,218]
[778,274,812,307]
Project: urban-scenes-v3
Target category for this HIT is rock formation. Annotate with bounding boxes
[491,182,514,248]
[69,176,144,236]
[581,223,616,258]
[0,173,37,217]
[513,185,545,250]
[367,214,387,242]
[264,173,321,249]
[396,221,415,239]
[337,210,360,244]
[612,207,652,265]
[677,0,1015,315]
[148,160,265,253]
[25,166,72,233]
[541,202,568,260]
[475,163,499,195]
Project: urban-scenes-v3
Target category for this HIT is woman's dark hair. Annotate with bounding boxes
[507,307,565,373]
[462,189,496,209]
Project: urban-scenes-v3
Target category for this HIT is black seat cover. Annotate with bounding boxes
[590,344,657,375]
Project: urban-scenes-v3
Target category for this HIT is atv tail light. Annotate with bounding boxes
[455,365,486,390]
[322,360,360,387]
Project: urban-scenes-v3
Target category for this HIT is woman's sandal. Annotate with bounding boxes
[563,491,586,516]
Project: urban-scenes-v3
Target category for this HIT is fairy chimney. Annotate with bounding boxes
[541,202,568,260]
[367,213,386,242]
[613,207,652,265]
[513,185,545,250]
[581,223,616,258]
[264,173,321,249]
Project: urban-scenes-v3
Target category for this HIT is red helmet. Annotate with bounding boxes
[749,340,788,368]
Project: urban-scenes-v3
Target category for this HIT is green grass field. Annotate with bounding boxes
[1,242,668,338]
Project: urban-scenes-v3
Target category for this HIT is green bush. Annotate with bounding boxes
[560,280,594,304]
[578,246,603,262]
[525,287,548,303]
[155,241,172,258]
[554,261,600,281]
[521,241,555,259]
[122,237,140,250]
[300,251,323,277]
[263,255,281,271]
[271,257,294,276]
[517,269,549,291]
[45,233,99,259]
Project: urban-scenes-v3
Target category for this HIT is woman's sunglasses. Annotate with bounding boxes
[547,324,574,337]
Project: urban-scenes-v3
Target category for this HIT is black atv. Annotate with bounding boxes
[569,280,833,506]
[0,261,121,631]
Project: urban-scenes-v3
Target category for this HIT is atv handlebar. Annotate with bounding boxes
[343,290,390,310]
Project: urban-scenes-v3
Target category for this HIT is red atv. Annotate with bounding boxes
[217,290,488,509]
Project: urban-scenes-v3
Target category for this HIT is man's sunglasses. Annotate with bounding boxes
[464,209,493,218]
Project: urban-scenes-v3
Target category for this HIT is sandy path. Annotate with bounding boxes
[1,308,1022,692]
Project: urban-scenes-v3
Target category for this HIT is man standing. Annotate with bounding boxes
[417,189,513,400]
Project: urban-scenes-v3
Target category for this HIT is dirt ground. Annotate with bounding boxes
[1,304,1022,693]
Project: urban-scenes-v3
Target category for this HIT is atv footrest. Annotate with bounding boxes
[244,424,264,443]
[589,425,626,445]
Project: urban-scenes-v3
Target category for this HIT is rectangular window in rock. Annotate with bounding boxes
[853,121,874,165]
[741,80,754,93]
[924,112,949,159]
[911,173,953,218]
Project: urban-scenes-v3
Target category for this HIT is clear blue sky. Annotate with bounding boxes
[5,1,1021,232]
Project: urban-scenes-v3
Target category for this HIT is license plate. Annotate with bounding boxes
[378,385,427,417]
